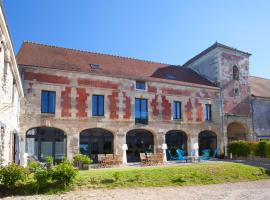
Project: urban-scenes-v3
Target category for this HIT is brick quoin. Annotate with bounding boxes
[76,88,88,118]
[185,98,193,121]
[195,98,203,122]
[24,71,70,84]
[161,96,171,120]
[61,87,72,117]
[151,95,159,118]
[27,82,33,94]
[108,91,119,119]
[77,78,118,89]
[161,88,191,96]
[148,85,157,93]
[123,92,131,119]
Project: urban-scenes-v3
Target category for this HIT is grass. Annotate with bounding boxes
[0,162,269,197]
[74,162,270,189]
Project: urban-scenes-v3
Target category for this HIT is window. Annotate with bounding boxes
[136,81,146,90]
[41,91,56,114]
[90,64,100,69]
[173,101,182,120]
[205,104,212,121]
[233,65,239,80]
[135,98,148,124]
[92,95,104,116]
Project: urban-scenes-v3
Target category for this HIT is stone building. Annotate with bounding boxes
[15,41,268,163]
[0,4,24,166]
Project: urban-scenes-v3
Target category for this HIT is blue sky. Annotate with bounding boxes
[3,0,270,78]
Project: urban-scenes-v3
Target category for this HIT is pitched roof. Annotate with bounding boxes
[183,42,251,67]
[16,42,217,88]
[250,76,270,98]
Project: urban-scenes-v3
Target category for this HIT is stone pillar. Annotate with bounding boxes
[67,133,79,160]
[19,134,27,167]
[188,134,199,156]
[115,130,126,161]
[156,130,165,153]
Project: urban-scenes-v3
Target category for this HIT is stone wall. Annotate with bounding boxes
[252,97,270,140]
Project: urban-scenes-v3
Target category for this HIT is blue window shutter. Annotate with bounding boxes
[41,91,48,113]
[92,95,97,116]
[48,92,56,113]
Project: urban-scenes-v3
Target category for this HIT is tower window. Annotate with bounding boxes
[233,65,239,81]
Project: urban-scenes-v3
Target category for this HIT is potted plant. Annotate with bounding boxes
[73,154,93,170]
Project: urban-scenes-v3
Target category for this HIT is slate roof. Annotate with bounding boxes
[16,42,217,88]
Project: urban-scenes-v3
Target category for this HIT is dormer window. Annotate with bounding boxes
[166,74,176,80]
[136,81,146,90]
[233,65,239,81]
[90,64,100,69]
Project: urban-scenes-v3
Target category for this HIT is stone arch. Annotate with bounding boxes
[198,130,217,156]
[165,130,188,159]
[126,129,155,162]
[25,126,67,162]
[227,122,247,142]
[79,128,114,162]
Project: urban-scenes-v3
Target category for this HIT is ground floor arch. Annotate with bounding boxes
[198,130,217,156]
[126,129,154,162]
[79,128,114,162]
[165,130,188,159]
[227,122,247,142]
[25,126,66,162]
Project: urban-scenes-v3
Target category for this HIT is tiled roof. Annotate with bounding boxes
[250,76,270,98]
[16,41,217,88]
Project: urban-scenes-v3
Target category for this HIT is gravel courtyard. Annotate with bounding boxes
[4,179,270,200]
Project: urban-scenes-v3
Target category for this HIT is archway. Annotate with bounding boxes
[198,131,217,156]
[80,128,114,162]
[227,122,247,142]
[126,129,154,162]
[26,126,66,162]
[165,130,187,159]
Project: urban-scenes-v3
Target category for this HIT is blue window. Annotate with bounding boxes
[136,81,146,90]
[135,98,148,124]
[41,91,56,114]
[205,104,212,121]
[173,101,182,120]
[92,95,104,116]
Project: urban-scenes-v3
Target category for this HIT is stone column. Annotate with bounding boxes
[156,130,165,154]
[114,130,126,164]
[188,134,199,156]
[66,133,79,160]
[19,134,27,167]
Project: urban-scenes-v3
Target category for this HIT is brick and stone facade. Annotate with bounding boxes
[15,41,270,164]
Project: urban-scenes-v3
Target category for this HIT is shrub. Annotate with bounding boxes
[51,160,77,186]
[73,154,93,165]
[34,166,51,188]
[255,140,270,157]
[44,156,54,166]
[27,160,42,173]
[0,163,27,188]
[227,141,252,157]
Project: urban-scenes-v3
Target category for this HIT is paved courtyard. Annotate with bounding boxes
[4,179,270,200]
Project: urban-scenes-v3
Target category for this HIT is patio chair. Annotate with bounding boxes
[211,149,218,159]
[191,149,201,162]
[176,149,188,162]
[166,149,177,160]
[199,149,210,160]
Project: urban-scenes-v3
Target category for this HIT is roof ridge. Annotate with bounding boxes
[22,40,171,66]
[250,75,270,81]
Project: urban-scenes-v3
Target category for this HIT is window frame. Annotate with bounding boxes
[135,98,148,124]
[233,65,240,81]
[205,104,212,121]
[173,101,182,120]
[135,81,147,91]
[92,95,104,117]
[41,90,56,114]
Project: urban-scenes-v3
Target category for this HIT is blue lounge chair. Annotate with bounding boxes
[200,149,210,160]
[166,149,177,160]
[212,148,218,159]
[176,149,188,162]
